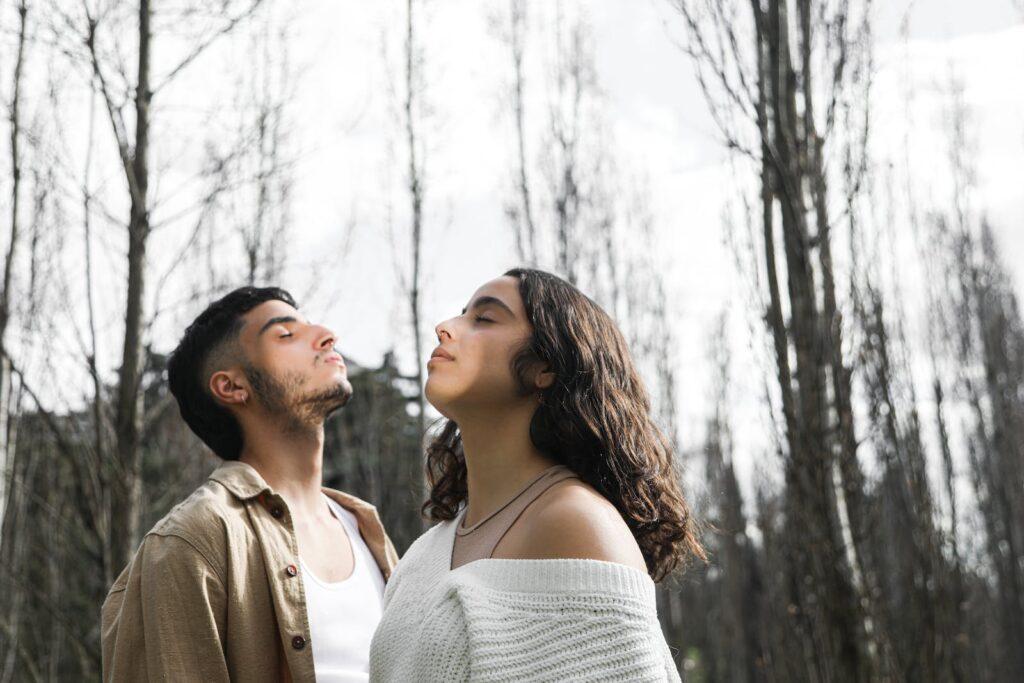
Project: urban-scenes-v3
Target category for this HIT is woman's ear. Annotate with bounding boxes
[535,368,555,390]
[209,370,249,406]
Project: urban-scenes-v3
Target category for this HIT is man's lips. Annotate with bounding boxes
[323,352,346,368]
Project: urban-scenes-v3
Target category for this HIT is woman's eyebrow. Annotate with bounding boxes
[461,296,515,317]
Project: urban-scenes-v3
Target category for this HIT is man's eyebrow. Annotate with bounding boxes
[257,315,303,337]
[461,296,515,317]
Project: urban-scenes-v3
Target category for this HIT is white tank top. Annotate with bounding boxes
[300,494,386,683]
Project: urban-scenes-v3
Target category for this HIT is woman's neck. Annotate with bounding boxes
[457,403,558,528]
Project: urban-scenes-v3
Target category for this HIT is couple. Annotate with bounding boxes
[101,268,703,682]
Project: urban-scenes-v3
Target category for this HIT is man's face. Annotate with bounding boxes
[237,300,352,423]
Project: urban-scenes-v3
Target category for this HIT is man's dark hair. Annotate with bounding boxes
[167,286,296,460]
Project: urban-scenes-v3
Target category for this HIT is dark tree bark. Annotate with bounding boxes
[0,0,29,542]
[404,0,428,513]
[105,0,151,582]
[674,0,883,677]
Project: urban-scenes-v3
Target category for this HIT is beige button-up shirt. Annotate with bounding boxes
[101,460,399,682]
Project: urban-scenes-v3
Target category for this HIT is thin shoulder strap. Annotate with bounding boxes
[450,465,579,569]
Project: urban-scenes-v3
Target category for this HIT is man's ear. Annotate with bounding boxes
[209,369,249,406]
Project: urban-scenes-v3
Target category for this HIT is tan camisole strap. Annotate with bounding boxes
[450,464,580,570]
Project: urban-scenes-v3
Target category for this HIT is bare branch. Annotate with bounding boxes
[151,0,267,94]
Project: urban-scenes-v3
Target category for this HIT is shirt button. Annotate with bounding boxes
[291,635,306,650]
[270,506,284,519]
[285,564,298,577]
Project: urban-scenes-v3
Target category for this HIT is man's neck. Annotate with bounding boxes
[457,401,557,528]
[238,412,330,521]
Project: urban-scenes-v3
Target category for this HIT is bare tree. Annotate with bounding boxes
[701,313,766,682]
[76,0,155,580]
[404,0,427,472]
[852,270,958,680]
[955,224,1024,678]
[494,0,608,285]
[200,7,295,287]
[53,0,268,580]
[882,65,1024,682]
[672,0,885,678]
[493,0,539,265]
[935,77,1024,679]
[0,37,88,680]
[0,0,30,542]
[381,0,430,520]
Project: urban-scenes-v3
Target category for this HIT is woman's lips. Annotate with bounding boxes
[428,349,454,369]
[429,346,455,362]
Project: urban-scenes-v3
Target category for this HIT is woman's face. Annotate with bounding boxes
[425,275,536,419]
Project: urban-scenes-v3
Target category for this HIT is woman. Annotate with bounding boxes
[369,268,703,682]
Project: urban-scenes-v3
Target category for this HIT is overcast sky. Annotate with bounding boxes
[255,0,1024,469]
[265,0,1023,365]
[11,0,1021,492]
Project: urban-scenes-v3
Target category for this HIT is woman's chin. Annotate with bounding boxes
[423,378,448,405]
[424,379,453,416]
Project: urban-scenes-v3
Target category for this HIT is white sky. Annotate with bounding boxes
[3,0,1022,507]
[271,0,1024,483]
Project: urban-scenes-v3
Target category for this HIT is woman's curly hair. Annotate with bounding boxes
[421,267,704,581]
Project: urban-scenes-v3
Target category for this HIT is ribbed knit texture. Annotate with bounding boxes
[369,513,682,682]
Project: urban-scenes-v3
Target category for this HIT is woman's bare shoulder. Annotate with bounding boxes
[493,479,648,573]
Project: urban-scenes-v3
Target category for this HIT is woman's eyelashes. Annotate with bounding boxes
[474,315,493,324]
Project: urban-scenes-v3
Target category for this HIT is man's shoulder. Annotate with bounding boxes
[146,476,250,560]
[105,476,246,600]
[322,485,380,517]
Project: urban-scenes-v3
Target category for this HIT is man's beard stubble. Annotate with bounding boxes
[245,364,353,429]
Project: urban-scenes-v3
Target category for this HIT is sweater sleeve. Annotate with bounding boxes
[454,576,682,682]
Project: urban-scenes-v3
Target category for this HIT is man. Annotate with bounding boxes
[101,286,398,682]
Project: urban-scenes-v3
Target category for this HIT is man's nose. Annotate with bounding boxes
[315,326,337,350]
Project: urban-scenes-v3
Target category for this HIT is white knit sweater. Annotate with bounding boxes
[368,511,682,682]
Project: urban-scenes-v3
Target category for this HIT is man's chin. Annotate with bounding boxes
[330,382,354,411]
[307,380,353,419]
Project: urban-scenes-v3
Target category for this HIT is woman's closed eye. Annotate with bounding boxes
[474,315,493,324]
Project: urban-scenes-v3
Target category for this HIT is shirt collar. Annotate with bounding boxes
[208,460,273,500]
[208,460,382,514]
[322,487,381,517]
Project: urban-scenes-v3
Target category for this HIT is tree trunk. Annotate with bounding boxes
[110,0,151,579]
[404,0,428,519]
[761,1,876,678]
[0,0,28,543]
[509,0,537,265]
